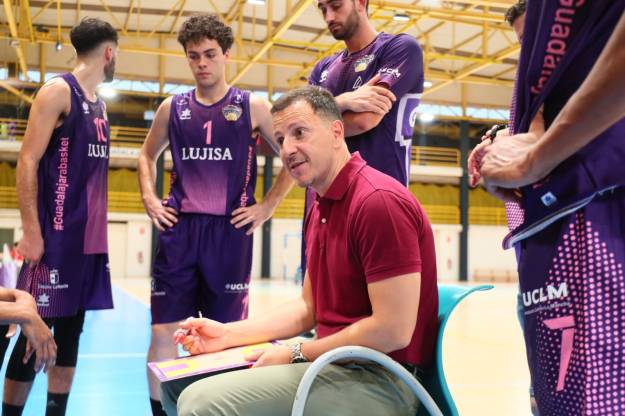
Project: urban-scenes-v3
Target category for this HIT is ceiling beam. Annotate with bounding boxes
[0,80,34,103]
[3,0,30,79]
[228,0,313,85]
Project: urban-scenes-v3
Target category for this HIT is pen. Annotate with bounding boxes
[174,310,203,344]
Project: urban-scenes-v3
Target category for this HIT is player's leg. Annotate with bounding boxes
[45,311,85,416]
[148,214,201,416]
[199,216,252,323]
[3,318,54,415]
[0,324,10,370]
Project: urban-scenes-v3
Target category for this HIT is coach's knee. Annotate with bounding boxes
[177,381,230,416]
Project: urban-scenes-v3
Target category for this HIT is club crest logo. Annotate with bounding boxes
[319,69,329,83]
[222,105,243,121]
[354,54,375,73]
[50,269,59,285]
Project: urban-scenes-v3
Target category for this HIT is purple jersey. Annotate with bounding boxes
[309,33,423,186]
[37,73,109,254]
[17,73,113,318]
[505,0,625,248]
[165,88,257,215]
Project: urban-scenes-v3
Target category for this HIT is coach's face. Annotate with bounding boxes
[274,101,344,194]
[185,38,228,88]
[317,0,361,41]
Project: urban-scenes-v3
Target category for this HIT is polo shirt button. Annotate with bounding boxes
[321,218,327,224]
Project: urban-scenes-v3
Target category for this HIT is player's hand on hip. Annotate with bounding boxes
[248,345,291,368]
[231,202,273,236]
[18,232,44,266]
[144,196,178,231]
[176,317,228,355]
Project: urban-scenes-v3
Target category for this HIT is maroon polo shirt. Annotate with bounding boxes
[305,152,438,367]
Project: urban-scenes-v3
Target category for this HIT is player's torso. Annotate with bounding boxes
[39,73,110,254]
[314,34,420,185]
[167,88,257,215]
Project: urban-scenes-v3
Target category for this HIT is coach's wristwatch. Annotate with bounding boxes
[290,343,309,364]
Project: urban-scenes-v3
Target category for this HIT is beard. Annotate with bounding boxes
[104,58,116,82]
[329,8,360,40]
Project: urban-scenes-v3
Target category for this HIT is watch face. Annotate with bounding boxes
[292,356,308,364]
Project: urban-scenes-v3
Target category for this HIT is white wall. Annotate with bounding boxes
[468,225,518,279]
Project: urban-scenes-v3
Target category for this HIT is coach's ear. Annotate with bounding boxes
[330,119,345,148]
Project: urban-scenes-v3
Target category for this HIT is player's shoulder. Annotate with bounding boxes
[248,91,272,114]
[36,77,71,101]
[315,52,342,70]
[379,32,421,52]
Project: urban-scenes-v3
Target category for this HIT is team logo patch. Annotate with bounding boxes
[82,101,90,114]
[222,105,243,121]
[37,293,50,307]
[354,54,375,73]
[180,108,191,120]
[320,69,329,83]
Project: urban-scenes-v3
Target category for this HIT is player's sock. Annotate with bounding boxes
[2,402,24,416]
[150,398,167,416]
[46,392,69,416]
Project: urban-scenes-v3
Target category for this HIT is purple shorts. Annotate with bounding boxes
[518,188,625,415]
[151,214,252,325]
[17,252,113,318]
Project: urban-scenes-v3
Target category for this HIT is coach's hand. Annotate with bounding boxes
[144,196,178,231]
[247,345,291,368]
[231,201,274,236]
[178,318,229,355]
[17,231,44,266]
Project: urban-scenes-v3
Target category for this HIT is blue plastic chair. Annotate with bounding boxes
[291,284,494,416]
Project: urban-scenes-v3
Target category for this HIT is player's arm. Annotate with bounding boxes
[231,94,295,235]
[16,79,71,265]
[138,97,178,231]
[340,36,424,137]
[0,288,56,373]
[481,11,625,188]
[525,10,625,180]
[307,61,395,136]
[339,75,392,137]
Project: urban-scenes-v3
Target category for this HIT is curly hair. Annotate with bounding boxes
[70,17,118,56]
[177,14,234,53]
[505,0,526,26]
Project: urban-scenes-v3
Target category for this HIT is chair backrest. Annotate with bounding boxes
[416,284,493,416]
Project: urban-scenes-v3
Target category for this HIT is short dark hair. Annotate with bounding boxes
[505,0,526,26]
[177,14,234,53]
[70,18,118,56]
[271,86,342,123]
